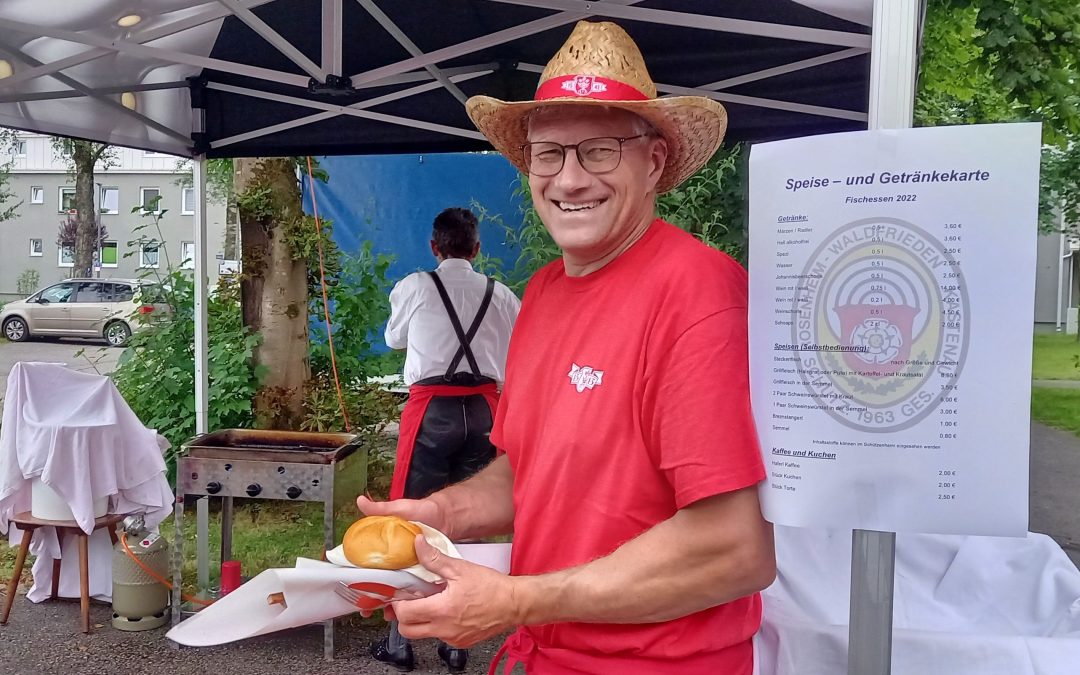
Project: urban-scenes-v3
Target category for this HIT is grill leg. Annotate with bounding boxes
[323,478,335,661]
[196,497,209,595]
[170,491,184,644]
[221,496,234,567]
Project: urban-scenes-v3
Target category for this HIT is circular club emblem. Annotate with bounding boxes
[791,217,970,432]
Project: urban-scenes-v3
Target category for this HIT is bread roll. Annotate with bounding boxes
[342,515,422,569]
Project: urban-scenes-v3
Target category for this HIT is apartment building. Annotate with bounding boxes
[0,133,229,302]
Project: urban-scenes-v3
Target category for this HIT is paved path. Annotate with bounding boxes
[1033,379,1080,389]
[1030,421,1080,566]
[0,339,122,400]
[0,602,503,674]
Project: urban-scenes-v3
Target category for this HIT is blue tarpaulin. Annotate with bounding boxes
[302,153,524,283]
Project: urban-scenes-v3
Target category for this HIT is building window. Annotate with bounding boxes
[100,241,118,268]
[30,186,44,204]
[58,243,75,267]
[140,187,161,214]
[59,187,76,213]
[99,186,119,214]
[181,241,195,269]
[182,187,195,215]
[13,140,26,157]
[139,242,160,268]
[29,238,43,257]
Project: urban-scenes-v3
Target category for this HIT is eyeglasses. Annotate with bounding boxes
[521,135,649,177]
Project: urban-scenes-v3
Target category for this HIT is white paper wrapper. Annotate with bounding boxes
[166,542,511,647]
[324,521,460,583]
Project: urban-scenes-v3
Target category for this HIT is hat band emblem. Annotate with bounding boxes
[535,74,649,102]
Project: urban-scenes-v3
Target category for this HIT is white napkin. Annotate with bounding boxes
[166,543,512,647]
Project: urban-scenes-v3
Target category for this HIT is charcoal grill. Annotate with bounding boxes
[171,429,367,660]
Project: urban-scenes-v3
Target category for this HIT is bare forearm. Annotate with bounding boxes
[515,488,775,625]
[430,454,515,541]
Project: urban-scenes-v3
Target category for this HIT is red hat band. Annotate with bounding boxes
[534,74,649,102]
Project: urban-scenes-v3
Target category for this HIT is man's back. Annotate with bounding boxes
[386,258,520,385]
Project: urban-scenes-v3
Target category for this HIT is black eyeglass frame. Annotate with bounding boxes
[520,134,650,177]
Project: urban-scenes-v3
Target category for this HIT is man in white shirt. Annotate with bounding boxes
[374,206,519,673]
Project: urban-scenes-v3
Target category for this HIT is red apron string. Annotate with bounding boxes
[488,630,536,675]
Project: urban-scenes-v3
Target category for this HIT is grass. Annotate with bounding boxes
[1030,334,1080,437]
[1032,387,1080,437]
[164,501,333,594]
[1032,333,1080,380]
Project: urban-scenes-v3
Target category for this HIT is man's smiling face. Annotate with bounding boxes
[526,106,667,270]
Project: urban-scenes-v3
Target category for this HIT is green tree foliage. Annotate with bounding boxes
[111,272,264,475]
[308,242,396,382]
[302,241,401,435]
[0,130,22,223]
[918,0,1080,230]
[656,145,747,262]
[970,0,1080,142]
[0,162,17,224]
[52,138,117,276]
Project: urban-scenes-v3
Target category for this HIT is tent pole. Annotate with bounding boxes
[193,155,209,436]
[848,2,921,675]
[192,155,211,596]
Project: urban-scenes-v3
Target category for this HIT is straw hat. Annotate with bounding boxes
[466,21,727,193]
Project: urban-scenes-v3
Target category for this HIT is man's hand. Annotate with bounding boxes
[393,537,519,648]
[355,495,449,535]
[356,456,517,542]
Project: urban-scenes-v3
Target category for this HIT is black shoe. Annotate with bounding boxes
[437,642,468,673]
[370,635,415,672]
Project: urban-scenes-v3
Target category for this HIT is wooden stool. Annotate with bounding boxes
[1,512,126,634]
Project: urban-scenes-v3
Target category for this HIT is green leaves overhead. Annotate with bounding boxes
[918,0,1080,231]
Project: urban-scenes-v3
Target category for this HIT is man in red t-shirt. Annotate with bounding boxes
[358,20,774,674]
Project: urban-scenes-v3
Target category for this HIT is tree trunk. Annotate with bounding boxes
[72,143,98,278]
[235,157,310,429]
[224,207,239,260]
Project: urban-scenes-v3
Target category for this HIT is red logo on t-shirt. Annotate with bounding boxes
[568,363,604,392]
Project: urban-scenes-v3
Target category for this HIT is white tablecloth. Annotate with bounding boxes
[0,362,173,602]
[756,526,1080,675]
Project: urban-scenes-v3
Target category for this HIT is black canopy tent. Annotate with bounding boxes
[199,0,871,157]
[0,1,873,158]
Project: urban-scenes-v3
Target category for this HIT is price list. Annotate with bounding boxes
[749,124,1040,536]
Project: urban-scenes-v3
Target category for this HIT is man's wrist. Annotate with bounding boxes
[426,490,457,540]
[510,572,563,627]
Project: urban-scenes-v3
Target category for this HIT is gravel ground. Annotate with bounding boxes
[0,596,505,675]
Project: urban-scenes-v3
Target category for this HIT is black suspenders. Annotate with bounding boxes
[426,271,496,381]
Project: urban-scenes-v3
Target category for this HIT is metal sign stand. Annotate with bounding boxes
[848,2,922,674]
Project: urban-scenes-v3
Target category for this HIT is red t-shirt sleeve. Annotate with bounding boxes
[642,306,766,509]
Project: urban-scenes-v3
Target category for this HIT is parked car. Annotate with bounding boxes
[0,278,170,347]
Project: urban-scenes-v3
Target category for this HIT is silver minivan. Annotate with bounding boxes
[0,278,168,347]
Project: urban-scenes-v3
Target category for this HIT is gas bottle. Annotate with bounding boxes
[112,515,170,631]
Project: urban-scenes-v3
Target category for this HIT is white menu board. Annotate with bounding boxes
[748,123,1041,536]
